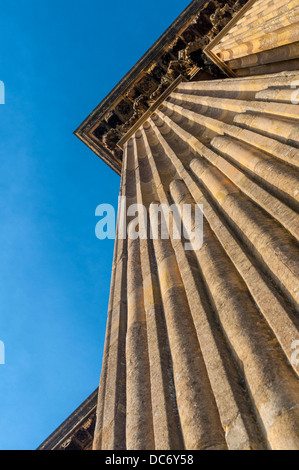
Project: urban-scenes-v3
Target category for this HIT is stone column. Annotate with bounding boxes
[94,71,299,450]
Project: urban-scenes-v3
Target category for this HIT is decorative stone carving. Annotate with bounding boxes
[76,0,248,171]
[114,99,134,122]
[102,128,122,151]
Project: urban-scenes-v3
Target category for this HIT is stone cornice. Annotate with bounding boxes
[204,0,257,76]
[37,389,98,451]
[117,75,187,149]
[74,0,247,174]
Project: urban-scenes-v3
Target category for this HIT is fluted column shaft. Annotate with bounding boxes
[94,71,299,451]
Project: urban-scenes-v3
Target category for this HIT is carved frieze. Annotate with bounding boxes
[75,0,248,173]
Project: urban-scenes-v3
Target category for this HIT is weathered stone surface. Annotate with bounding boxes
[41,0,299,452]
[93,70,299,450]
[74,0,247,173]
[205,0,299,76]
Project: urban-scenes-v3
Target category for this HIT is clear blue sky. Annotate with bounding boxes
[0,0,190,450]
